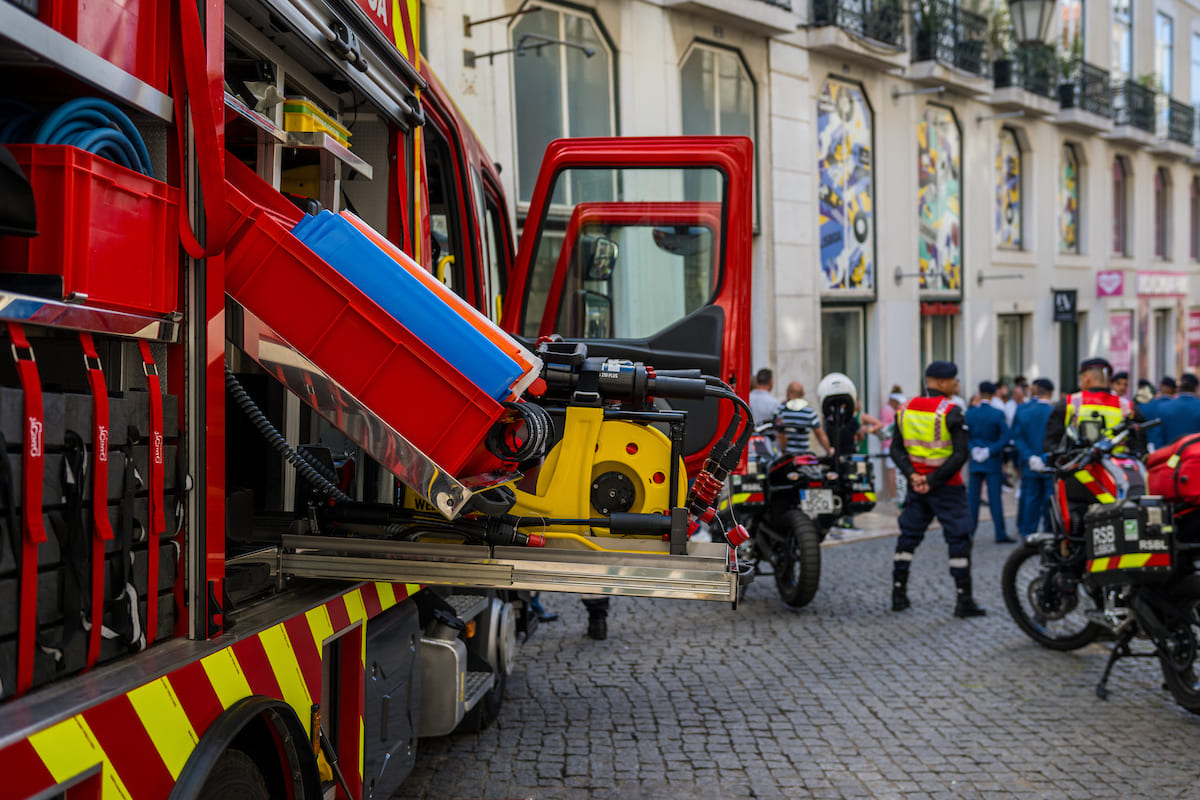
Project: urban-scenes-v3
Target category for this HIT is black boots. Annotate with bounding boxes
[582,597,609,640]
[954,579,986,618]
[891,573,910,612]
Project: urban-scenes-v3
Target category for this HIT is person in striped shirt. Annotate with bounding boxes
[774,381,831,455]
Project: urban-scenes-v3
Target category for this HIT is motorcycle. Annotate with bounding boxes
[1002,415,1200,713]
[717,375,876,607]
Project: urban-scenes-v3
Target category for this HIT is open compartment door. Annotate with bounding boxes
[501,136,754,476]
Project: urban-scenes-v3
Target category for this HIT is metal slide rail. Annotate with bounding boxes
[260,535,739,602]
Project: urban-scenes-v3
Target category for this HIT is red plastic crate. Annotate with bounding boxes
[224,181,507,478]
[38,0,169,91]
[0,144,180,315]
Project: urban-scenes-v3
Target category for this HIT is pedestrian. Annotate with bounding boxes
[879,386,905,501]
[529,592,557,622]
[775,381,831,455]
[1135,379,1155,405]
[1140,379,1169,449]
[1160,376,1178,399]
[1158,372,1200,445]
[1111,371,1129,400]
[966,382,1014,544]
[581,596,609,640]
[889,360,987,618]
[749,368,778,427]
[1012,378,1055,539]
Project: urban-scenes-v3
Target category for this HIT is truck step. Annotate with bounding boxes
[462,670,495,709]
[444,594,490,623]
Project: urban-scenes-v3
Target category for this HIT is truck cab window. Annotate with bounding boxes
[521,167,725,339]
[424,125,469,302]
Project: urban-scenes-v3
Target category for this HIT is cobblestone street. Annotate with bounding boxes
[397,508,1200,799]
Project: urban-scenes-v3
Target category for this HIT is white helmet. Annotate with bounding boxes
[817,372,857,408]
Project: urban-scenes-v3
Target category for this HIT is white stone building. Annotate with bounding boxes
[420,0,1200,412]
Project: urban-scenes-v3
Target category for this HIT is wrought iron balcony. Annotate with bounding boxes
[910,0,987,76]
[1158,97,1195,145]
[1008,43,1056,98]
[1060,61,1113,117]
[1112,80,1156,132]
[812,0,905,47]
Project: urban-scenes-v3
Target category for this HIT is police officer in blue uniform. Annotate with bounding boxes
[1158,373,1200,446]
[890,361,986,618]
[1011,377,1055,539]
[965,382,1013,543]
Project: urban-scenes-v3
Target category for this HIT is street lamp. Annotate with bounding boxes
[1006,0,1056,46]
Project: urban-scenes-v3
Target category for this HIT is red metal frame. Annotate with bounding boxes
[501,136,754,399]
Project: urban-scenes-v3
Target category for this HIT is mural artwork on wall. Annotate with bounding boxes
[817,78,874,292]
[1060,144,1079,253]
[917,105,961,292]
[995,128,1021,249]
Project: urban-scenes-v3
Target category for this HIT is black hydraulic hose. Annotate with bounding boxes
[225,366,352,503]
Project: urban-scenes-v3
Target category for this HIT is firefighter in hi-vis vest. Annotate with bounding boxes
[889,361,986,618]
[1042,357,1145,534]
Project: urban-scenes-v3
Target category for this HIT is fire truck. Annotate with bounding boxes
[0,0,754,794]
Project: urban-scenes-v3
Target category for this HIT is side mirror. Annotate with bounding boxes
[581,290,612,338]
[579,235,618,280]
[651,225,710,257]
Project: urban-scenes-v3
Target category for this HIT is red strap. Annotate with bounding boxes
[138,342,165,645]
[9,323,44,695]
[170,0,226,258]
[80,334,113,669]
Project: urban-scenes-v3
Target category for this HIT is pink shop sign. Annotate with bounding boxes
[1096,271,1125,297]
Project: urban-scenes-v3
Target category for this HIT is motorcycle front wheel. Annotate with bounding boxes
[1160,574,1200,715]
[774,509,822,608]
[1001,540,1102,651]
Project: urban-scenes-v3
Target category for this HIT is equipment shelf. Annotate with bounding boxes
[0,289,180,341]
[285,130,373,179]
[224,91,290,143]
[0,2,173,122]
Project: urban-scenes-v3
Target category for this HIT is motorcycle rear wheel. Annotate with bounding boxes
[1001,541,1102,651]
[1160,574,1200,714]
[774,509,822,608]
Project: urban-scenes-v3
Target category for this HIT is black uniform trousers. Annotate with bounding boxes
[894,482,972,583]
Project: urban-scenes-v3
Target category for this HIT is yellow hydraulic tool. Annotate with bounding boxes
[508,405,685,538]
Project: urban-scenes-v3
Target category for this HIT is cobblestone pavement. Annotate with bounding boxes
[396,503,1200,800]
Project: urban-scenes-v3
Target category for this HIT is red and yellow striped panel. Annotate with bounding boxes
[0,581,421,800]
[1087,553,1171,573]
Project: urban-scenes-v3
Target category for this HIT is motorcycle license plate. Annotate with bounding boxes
[801,488,835,516]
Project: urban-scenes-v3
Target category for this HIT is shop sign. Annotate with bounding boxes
[1096,270,1124,297]
[1052,289,1077,323]
[1136,271,1188,297]
[920,302,960,316]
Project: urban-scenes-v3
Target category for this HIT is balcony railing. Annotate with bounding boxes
[1064,61,1112,118]
[1159,97,1195,145]
[812,0,905,47]
[911,0,987,76]
[1113,80,1156,132]
[1010,43,1056,98]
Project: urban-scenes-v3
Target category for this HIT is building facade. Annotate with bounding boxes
[421,0,1200,413]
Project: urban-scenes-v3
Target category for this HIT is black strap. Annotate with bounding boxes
[59,431,89,635]
[0,430,16,571]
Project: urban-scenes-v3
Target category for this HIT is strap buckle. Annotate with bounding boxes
[10,343,34,364]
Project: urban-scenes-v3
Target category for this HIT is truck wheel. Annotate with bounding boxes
[197,749,269,800]
[774,509,821,608]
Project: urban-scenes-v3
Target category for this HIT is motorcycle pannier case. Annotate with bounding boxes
[1083,497,1174,586]
[1147,434,1200,505]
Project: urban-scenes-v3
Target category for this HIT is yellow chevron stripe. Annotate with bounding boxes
[864,492,876,501]
[306,604,335,655]
[29,716,131,800]
[201,647,254,709]
[345,589,368,624]
[1095,492,1116,504]
[376,582,397,610]
[259,624,314,731]
[127,678,199,779]
[406,583,420,598]
[1074,471,1095,483]
[1119,553,1154,568]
